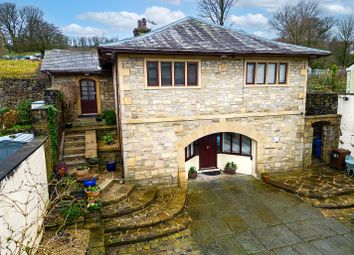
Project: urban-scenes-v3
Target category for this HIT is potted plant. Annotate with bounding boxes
[85,185,100,198]
[83,174,97,187]
[87,200,101,211]
[188,166,198,179]
[261,172,271,183]
[103,134,114,145]
[224,162,237,175]
[55,162,68,177]
[106,160,116,172]
[95,115,103,122]
[87,157,100,165]
[74,165,90,181]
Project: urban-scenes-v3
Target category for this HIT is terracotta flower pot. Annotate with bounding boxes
[188,172,198,179]
[262,175,270,183]
[85,190,100,198]
[75,166,90,181]
[224,167,236,175]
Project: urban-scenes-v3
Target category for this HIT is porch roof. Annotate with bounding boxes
[41,49,101,74]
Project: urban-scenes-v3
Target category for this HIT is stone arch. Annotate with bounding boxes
[304,116,341,168]
[176,122,267,187]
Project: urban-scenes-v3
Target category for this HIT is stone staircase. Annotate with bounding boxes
[86,181,191,255]
[63,130,86,168]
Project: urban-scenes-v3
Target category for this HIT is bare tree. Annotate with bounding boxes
[0,2,67,54]
[0,2,25,52]
[269,1,335,47]
[198,0,237,26]
[337,16,354,67]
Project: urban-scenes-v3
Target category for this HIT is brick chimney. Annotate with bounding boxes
[133,18,151,37]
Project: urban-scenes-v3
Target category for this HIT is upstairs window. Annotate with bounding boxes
[147,62,159,86]
[161,62,172,86]
[174,62,185,86]
[146,60,200,87]
[246,61,288,85]
[278,63,288,84]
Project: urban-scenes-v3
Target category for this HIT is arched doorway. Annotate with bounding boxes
[176,122,266,185]
[185,132,255,175]
[311,121,329,163]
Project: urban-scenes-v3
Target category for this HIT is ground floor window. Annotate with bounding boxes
[219,133,252,156]
[185,133,252,162]
[185,141,199,161]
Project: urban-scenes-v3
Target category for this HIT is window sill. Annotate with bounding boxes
[244,84,289,88]
[145,86,202,90]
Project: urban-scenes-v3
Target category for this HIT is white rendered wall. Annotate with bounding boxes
[217,154,253,175]
[185,156,199,175]
[0,145,49,255]
[338,95,354,154]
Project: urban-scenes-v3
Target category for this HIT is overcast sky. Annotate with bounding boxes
[9,0,354,40]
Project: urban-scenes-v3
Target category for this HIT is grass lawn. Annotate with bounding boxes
[0,59,42,79]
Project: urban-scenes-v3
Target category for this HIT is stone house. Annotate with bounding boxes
[41,17,331,186]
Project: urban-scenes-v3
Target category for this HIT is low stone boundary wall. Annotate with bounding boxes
[306,93,338,116]
[0,78,51,109]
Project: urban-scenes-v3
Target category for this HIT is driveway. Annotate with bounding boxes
[187,175,354,255]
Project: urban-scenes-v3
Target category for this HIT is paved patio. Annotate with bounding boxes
[186,176,353,255]
[113,175,353,254]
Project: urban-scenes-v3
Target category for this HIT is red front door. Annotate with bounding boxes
[80,79,98,114]
[199,134,217,169]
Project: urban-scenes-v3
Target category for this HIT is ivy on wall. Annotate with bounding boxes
[47,105,58,166]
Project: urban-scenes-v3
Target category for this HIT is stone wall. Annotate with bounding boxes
[0,78,50,108]
[304,115,341,168]
[306,93,338,116]
[50,73,114,121]
[117,55,308,186]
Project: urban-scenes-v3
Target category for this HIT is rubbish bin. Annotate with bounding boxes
[331,149,350,170]
[313,138,322,158]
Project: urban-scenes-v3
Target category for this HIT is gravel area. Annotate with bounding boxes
[37,228,90,255]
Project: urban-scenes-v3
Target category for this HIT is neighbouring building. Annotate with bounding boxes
[42,17,332,186]
[338,64,354,154]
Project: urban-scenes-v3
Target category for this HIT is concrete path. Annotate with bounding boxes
[187,176,354,255]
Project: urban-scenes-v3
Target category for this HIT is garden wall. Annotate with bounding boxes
[0,138,49,255]
[305,93,338,116]
[0,78,51,109]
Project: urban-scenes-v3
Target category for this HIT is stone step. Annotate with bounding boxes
[64,147,85,155]
[65,159,87,168]
[63,153,86,160]
[102,188,158,219]
[100,182,135,206]
[105,211,191,248]
[65,134,85,142]
[302,194,354,209]
[64,140,85,147]
[66,125,116,134]
[72,119,107,128]
[104,188,186,232]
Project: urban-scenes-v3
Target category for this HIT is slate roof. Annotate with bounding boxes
[99,17,330,57]
[41,49,101,73]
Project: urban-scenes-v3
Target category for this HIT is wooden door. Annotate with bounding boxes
[199,134,217,169]
[80,80,97,114]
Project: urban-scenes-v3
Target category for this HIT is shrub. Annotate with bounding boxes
[16,99,32,125]
[2,109,19,128]
[103,134,114,145]
[102,110,116,125]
